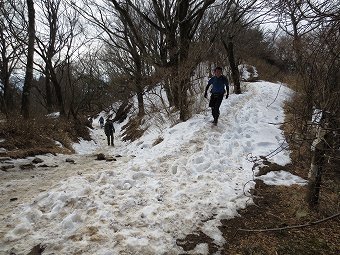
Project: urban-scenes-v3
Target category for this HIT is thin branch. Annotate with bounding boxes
[238,212,340,232]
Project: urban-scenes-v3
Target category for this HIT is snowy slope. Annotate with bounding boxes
[0,81,306,255]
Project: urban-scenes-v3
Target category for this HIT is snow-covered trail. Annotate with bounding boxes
[0,82,292,255]
[0,152,127,235]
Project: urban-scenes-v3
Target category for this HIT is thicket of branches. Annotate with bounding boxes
[269,0,340,207]
[0,0,282,122]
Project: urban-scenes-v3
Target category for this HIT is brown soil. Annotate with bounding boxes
[177,161,340,255]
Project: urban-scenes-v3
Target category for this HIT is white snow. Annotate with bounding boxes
[239,64,258,81]
[0,81,307,255]
[256,171,307,186]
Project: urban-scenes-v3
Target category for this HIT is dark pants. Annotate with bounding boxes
[209,93,224,122]
[106,132,114,146]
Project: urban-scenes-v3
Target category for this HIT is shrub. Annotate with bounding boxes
[0,115,91,158]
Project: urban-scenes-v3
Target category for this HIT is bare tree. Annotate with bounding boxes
[108,0,216,121]
[273,0,340,208]
[37,0,60,114]
[34,0,83,117]
[215,0,269,94]
[21,0,35,119]
[0,1,25,116]
[103,7,147,117]
[71,0,148,117]
[64,47,116,119]
[303,18,340,208]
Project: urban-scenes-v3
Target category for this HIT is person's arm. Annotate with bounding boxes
[225,77,229,99]
[204,84,210,98]
[225,86,229,99]
[204,78,213,98]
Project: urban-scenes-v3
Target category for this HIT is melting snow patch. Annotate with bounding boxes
[256,170,307,186]
[72,138,98,154]
[186,243,209,255]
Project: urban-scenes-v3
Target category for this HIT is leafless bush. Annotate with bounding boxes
[0,115,92,158]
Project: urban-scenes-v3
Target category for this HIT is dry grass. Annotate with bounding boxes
[0,116,91,158]
[247,58,300,88]
[178,160,340,255]
[152,136,164,146]
[121,116,146,142]
[247,58,283,82]
[221,177,340,255]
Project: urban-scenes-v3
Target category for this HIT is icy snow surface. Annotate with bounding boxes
[0,81,306,255]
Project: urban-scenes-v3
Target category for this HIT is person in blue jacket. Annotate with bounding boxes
[204,66,229,125]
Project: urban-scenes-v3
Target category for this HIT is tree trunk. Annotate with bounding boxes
[171,66,180,109]
[21,0,35,119]
[306,112,329,208]
[179,77,190,121]
[164,78,174,107]
[223,37,241,94]
[136,78,145,117]
[168,35,180,109]
[51,75,65,116]
[0,55,10,116]
[178,0,191,121]
[47,61,65,116]
[307,138,325,208]
[45,68,53,113]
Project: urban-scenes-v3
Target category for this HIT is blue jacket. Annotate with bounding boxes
[206,76,229,94]
[205,75,229,94]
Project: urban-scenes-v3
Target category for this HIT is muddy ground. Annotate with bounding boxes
[177,162,340,255]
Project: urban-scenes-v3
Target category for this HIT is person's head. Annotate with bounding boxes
[214,66,223,77]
